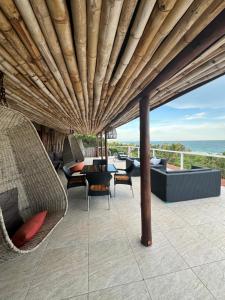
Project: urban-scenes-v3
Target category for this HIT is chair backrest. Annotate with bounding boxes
[0,106,67,220]
[86,172,112,186]
[62,165,72,179]
[93,159,107,165]
[126,163,135,175]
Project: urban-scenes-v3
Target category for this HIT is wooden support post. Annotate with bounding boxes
[140,97,152,247]
[105,130,108,163]
[96,135,99,157]
[100,132,103,159]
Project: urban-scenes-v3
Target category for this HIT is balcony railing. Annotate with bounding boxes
[107,145,225,178]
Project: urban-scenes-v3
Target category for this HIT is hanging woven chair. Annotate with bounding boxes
[0,106,68,262]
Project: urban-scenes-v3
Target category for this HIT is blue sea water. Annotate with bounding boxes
[151,140,225,154]
[122,140,225,154]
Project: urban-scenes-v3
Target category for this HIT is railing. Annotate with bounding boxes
[151,148,225,170]
[108,145,225,178]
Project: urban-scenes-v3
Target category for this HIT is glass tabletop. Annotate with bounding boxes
[81,164,117,174]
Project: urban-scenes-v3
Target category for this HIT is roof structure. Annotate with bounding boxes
[0,0,225,134]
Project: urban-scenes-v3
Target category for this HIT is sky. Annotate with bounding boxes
[116,75,225,142]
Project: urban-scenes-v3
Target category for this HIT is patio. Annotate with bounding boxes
[1,157,225,300]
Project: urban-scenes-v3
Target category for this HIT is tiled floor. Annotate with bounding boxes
[1,157,225,299]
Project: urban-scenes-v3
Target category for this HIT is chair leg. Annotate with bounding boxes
[108,194,110,210]
[131,185,134,198]
[87,196,90,212]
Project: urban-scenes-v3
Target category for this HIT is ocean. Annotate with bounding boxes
[151,140,225,154]
[122,140,225,154]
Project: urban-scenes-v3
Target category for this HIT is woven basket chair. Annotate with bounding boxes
[0,106,68,263]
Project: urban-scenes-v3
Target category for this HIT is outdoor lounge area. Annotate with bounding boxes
[1,156,225,299]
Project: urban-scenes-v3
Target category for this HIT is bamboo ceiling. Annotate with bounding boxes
[1,0,225,134]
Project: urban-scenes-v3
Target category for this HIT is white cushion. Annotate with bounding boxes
[150,157,161,165]
[133,159,140,167]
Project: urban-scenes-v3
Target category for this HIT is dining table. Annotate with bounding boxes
[81,164,117,174]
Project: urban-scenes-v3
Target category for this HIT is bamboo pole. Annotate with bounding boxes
[92,0,123,119]
[87,0,102,123]
[30,0,81,119]
[100,0,138,103]
[98,0,193,123]
[111,0,156,86]
[71,0,89,116]
[46,0,86,121]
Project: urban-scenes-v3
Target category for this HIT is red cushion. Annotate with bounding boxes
[11,211,47,248]
[70,161,85,173]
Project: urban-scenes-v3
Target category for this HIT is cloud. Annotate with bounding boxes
[150,122,225,141]
[184,112,206,120]
[116,121,225,142]
[116,126,140,142]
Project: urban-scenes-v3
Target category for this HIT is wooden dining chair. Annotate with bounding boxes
[86,172,112,211]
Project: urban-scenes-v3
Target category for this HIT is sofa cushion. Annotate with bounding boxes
[0,188,24,237]
[150,157,161,165]
[133,159,140,167]
[11,211,47,248]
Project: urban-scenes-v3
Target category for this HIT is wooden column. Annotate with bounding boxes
[96,135,99,157]
[140,97,152,247]
[105,130,108,163]
[100,132,103,159]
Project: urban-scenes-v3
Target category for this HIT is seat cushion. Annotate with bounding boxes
[90,185,109,192]
[11,211,47,248]
[115,175,129,181]
[150,157,161,165]
[0,188,24,237]
[70,161,85,173]
[69,176,86,184]
[133,159,140,167]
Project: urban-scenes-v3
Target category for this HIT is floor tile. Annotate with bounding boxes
[165,227,225,267]
[194,222,225,251]
[146,269,214,300]
[193,260,225,299]
[26,245,88,299]
[47,218,88,249]
[89,281,150,300]
[0,246,46,300]
[135,243,188,279]
[89,239,142,292]
[66,295,88,300]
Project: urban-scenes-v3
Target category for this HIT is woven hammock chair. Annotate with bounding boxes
[0,106,68,262]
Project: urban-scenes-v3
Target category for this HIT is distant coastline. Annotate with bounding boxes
[117,140,225,154]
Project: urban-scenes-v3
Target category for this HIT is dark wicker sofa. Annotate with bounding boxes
[151,167,221,202]
[126,157,167,176]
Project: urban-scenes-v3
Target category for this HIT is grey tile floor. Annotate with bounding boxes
[1,157,225,299]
